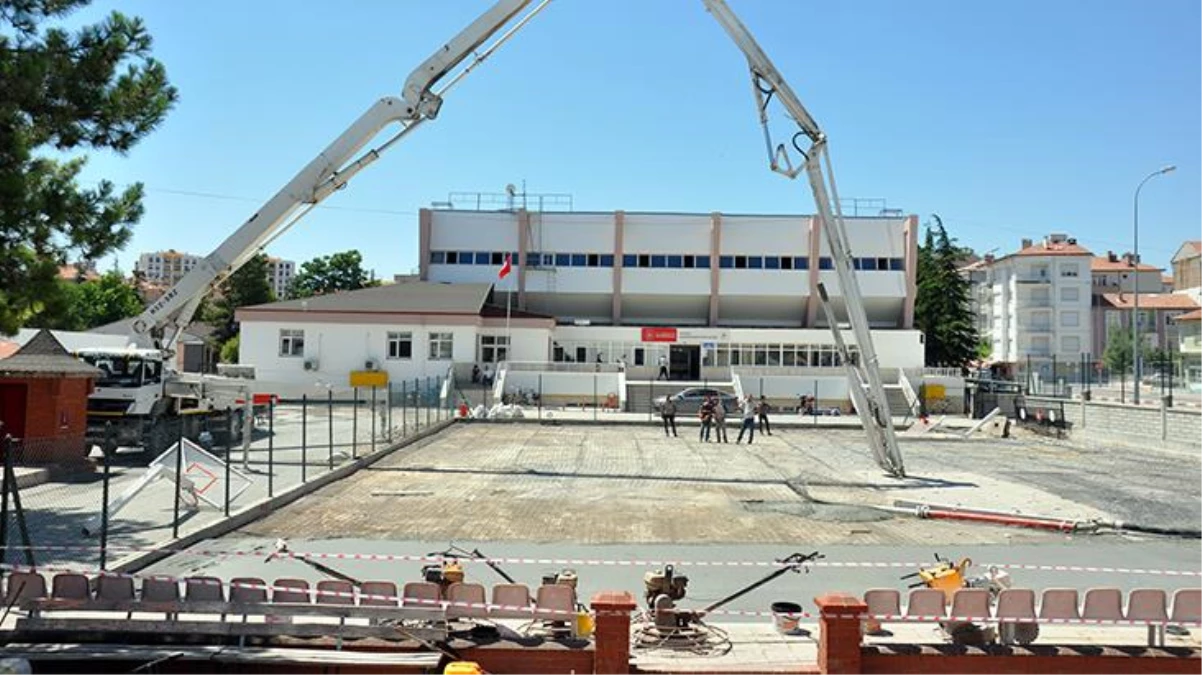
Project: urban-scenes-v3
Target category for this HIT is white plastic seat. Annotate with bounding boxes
[446,582,488,619]
[1081,588,1123,622]
[996,589,1036,621]
[1170,588,1201,625]
[359,581,399,607]
[490,583,534,619]
[905,588,947,620]
[533,584,575,622]
[1039,588,1080,622]
[949,588,992,621]
[864,589,901,618]
[402,581,442,609]
[1127,588,1169,646]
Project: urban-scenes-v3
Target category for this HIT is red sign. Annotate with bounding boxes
[641,327,678,343]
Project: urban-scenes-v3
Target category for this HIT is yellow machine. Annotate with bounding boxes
[914,556,972,601]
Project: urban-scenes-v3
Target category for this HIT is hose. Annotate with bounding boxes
[1093,520,1202,539]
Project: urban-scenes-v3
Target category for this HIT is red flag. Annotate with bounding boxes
[498,253,512,280]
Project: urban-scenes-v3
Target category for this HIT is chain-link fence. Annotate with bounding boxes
[1,378,453,572]
[1013,349,1187,406]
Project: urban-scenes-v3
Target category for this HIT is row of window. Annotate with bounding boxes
[431,250,905,272]
[549,341,861,369]
[280,329,457,361]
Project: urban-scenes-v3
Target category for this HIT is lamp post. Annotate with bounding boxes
[1132,164,1176,404]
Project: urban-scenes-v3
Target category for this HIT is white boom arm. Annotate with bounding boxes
[702,0,906,477]
[131,0,542,353]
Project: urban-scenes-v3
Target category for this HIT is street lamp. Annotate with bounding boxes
[1132,164,1176,404]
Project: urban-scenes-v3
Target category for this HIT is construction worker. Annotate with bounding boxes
[661,397,678,438]
[757,395,772,436]
[713,397,729,443]
[699,395,714,442]
[736,395,756,444]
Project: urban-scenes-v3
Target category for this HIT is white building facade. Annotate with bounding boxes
[265,257,296,299]
[136,250,200,286]
[979,234,1093,369]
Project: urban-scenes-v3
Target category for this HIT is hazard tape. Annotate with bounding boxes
[864,613,1202,627]
[21,545,1202,578]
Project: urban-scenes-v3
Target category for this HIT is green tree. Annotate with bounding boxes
[0,1,177,334]
[976,337,993,361]
[203,253,274,345]
[35,270,142,330]
[219,334,239,363]
[914,214,979,369]
[288,250,377,298]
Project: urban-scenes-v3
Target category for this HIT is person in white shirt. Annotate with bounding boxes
[736,395,757,444]
[657,355,669,381]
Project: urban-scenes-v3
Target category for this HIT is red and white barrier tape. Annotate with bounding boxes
[21,544,1202,578]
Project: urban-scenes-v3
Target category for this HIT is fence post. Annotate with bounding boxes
[268,398,274,497]
[0,441,33,567]
[593,373,598,421]
[648,379,654,421]
[328,389,335,468]
[538,374,543,421]
[352,387,359,458]
[99,424,112,570]
[1168,342,1175,407]
[813,380,818,426]
[301,394,308,483]
[371,386,377,455]
[173,419,184,539]
[402,380,408,436]
[387,383,393,440]
[224,410,233,517]
[1,436,9,564]
[426,377,432,428]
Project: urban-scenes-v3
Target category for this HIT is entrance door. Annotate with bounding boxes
[0,383,28,437]
[670,345,700,382]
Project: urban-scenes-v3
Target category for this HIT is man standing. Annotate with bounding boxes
[661,397,678,438]
[657,354,669,381]
[713,397,729,443]
[736,395,756,444]
[757,395,772,436]
[699,395,714,442]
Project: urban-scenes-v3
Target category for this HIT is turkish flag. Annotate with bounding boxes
[498,253,512,280]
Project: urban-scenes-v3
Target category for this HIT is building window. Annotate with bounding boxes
[387,332,413,360]
[279,329,304,357]
[555,253,571,267]
[859,257,878,271]
[638,254,651,268]
[429,332,454,360]
[667,255,683,268]
[1061,311,1079,327]
[889,258,904,271]
[748,256,763,269]
[695,255,710,268]
[1060,287,1080,302]
[458,251,474,265]
[572,253,587,267]
[779,256,792,270]
[1062,336,1081,353]
[719,256,733,269]
[1060,263,1079,278]
[587,253,600,267]
[634,347,645,366]
[622,254,636,267]
[479,335,509,363]
[651,255,667,268]
[819,257,833,270]
[600,254,614,267]
[795,256,810,270]
[430,251,446,264]
[765,256,780,270]
[734,255,748,269]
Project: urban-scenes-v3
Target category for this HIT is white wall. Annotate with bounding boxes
[625,214,710,254]
[720,216,809,256]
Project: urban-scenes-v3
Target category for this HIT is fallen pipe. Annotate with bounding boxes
[893,499,1084,524]
[921,508,1081,533]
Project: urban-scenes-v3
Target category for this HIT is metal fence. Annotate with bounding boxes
[0,378,452,571]
[1014,349,1186,406]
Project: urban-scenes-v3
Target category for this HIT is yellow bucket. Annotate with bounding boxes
[444,662,484,675]
[574,610,595,638]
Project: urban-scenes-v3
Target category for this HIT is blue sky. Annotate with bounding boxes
[70,0,1200,279]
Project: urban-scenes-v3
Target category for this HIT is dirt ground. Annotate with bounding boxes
[239,422,1201,545]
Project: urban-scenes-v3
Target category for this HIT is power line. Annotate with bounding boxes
[93,181,420,217]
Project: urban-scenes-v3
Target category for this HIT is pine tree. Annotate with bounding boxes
[915,215,979,369]
[0,1,177,334]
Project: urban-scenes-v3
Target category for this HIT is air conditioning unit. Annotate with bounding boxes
[365,359,378,371]
[303,358,319,371]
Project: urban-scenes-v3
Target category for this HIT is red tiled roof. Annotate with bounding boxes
[1090,257,1161,273]
[0,341,19,360]
[1100,293,1201,310]
[1174,309,1202,322]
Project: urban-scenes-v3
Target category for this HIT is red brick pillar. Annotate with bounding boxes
[591,591,636,674]
[815,593,867,674]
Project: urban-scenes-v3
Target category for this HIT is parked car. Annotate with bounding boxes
[653,388,740,414]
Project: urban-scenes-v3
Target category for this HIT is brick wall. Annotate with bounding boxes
[1025,395,1201,450]
[5,375,92,465]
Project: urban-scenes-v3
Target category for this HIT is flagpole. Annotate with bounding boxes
[505,287,512,361]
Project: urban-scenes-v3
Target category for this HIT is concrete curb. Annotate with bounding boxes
[112,419,457,575]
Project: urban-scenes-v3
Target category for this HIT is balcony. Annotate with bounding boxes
[1019,323,1053,333]
[1020,298,1053,308]
[1015,274,1052,284]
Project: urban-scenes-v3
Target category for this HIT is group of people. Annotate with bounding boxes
[659,394,772,444]
[470,363,494,387]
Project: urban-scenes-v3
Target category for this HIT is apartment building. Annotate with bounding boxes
[1171,240,1202,303]
[136,250,295,299]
